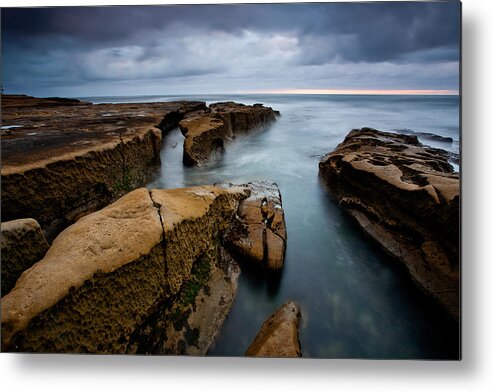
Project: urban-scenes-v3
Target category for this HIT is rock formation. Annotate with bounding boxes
[1,94,206,240]
[245,302,302,358]
[221,181,287,270]
[1,185,249,353]
[179,102,277,166]
[319,128,459,320]
[1,218,49,297]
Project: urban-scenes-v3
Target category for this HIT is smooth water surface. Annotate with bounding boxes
[85,94,460,358]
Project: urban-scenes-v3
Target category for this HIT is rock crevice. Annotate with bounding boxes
[1,95,207,240]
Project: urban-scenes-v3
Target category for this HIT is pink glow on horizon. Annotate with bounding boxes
[243,88,459,96]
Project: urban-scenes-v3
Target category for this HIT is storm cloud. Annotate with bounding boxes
[1,2,461,96]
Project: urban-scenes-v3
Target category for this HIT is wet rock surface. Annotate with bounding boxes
[1,94,206,238]
[219,181,287,270]
[1,218,49,297]
[179,102,278,166]
[245,301,302,358]
[319,128,459,320]
[393,128,455,144]
[1,185,249,353]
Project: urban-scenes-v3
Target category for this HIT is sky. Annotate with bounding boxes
[1,1,461,97]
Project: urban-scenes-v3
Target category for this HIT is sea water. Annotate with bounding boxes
[81,94,460,358]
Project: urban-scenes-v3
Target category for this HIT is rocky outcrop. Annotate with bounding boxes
[1,95,206,240]
[245,302,302,358]
[131,186,248,355]
[1,185,249,353]
[221,181,287,270]
[319,128,460,320]
[179,102,278,166]
[1,219,49,297]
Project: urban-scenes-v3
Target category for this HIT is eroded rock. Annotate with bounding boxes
[319,128,459,319]
[1,185,249,353]
[1,94,206,240]
[179,102,277,166]
[220,181,287,270]
[1,218,49,297]
[150,185,248,295]
[1,188,165,352]
[245,302,302,358]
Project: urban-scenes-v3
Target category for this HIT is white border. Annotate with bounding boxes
[2,0,493,391]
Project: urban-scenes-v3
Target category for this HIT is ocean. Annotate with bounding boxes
[80,93,460,358]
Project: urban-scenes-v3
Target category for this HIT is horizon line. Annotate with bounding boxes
[240,89,459,96]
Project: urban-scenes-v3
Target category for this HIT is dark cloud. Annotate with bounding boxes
[1,2,460,96]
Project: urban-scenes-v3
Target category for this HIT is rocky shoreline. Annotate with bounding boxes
[1,182,288,353]
[1,94,286,354]
[319,128,460,320]
[1,95,277,241]
[1,94,459,356]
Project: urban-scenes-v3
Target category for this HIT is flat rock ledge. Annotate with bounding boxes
[319,128,459,320]
[1,218,49,297]
[1,185,249,354]
[219,181,287,270]
[1,94,206,240]
[179,102,278,166]
[245,302,302,358]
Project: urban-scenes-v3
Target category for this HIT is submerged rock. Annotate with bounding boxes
[319,128,459,320]
[1,94,206,240]
[245,302,302,358]
[220,181,287,270]
[1,185,249,353]
[1,218,49,297]
[179,102,277,166]
[393,128,455,144]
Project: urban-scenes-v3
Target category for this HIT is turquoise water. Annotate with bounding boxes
[83,94,460,359]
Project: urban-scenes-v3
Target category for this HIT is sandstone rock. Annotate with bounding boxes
[221,181,287,270]
[130,185,248,355]
[159,249,241,355]
[1,218,49,297]
[319,128,459,319]
[1,188,165,352]
[1,185,249,353]
[1,94,206,240]
[179,102,277,166]
[150,185,248,295]
[245,302,302,358]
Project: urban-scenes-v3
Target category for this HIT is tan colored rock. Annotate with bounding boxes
[180,102,277,166]
[1,188,165,352]
[1,185,249,354]
[1,218,49,297]
[245,302,302,358]
[150,185,248,295]
[319,128,459,320]
[1,94,206,240]
[222,181,287,270]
